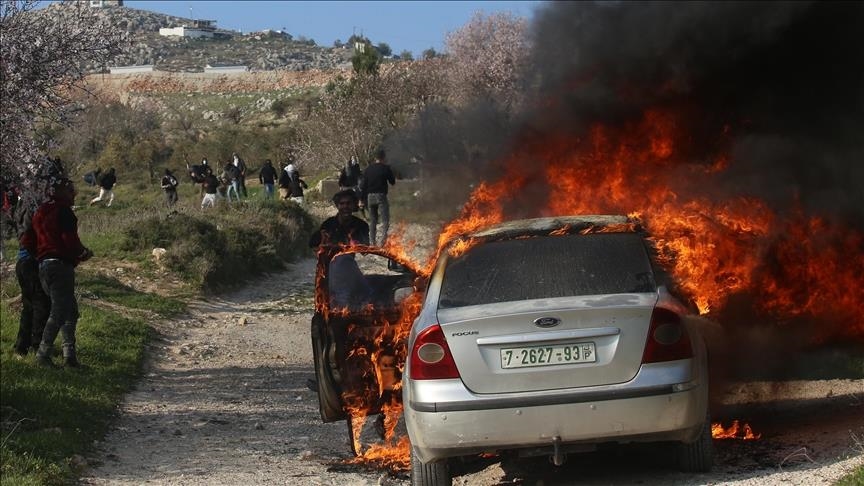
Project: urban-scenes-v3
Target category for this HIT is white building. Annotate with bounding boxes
[109,65,154,74]
[159,26,214,39]
[204,64,248,73]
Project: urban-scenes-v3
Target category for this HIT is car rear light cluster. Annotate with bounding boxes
[409,324,460,380]
[641,307,693,363]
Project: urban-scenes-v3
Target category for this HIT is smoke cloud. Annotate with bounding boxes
[525,1,864,227]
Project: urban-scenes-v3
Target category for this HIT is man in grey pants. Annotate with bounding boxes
[360,148,396,246]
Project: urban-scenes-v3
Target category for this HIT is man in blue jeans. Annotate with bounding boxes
[12,199,50,357]
[32,179,93,367]
[360,148,395,246]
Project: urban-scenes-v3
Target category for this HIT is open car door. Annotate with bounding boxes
[311,247,420,432]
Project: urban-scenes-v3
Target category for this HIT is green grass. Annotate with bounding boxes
[76,272,187,317]
[835,465,864,486]
[0,300,151,485]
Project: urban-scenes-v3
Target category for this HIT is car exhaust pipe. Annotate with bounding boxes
[550,436,566,466]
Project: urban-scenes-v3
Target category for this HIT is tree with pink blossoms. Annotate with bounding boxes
[0,0,126,202]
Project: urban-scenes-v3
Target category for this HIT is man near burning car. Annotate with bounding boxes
[309,189,370,249]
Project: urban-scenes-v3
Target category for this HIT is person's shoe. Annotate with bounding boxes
[13,346,28,359]
[36,355,56,368]
[63,355,80,368]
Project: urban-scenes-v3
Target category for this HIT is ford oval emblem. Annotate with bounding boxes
[534,317,561,328]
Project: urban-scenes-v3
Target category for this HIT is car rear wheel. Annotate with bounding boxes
[411,446,452,486]
[677,413,714,472]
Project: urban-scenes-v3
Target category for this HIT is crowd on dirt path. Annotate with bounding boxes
[1,146,400,369]
[180,148,398,241]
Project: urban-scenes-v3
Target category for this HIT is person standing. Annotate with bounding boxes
[222,162,240,202]
[360,148,395,246]
[201,171,219,209]
[32,178,93,367]
[12,198,51,357]
[232,152,248,198]
[258,159,277,200]
[160,168,179,207]
[89,167,116,207]
[309,189,370,248]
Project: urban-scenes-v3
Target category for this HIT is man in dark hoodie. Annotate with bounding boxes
[89,167,116,207]
[32,178,93,367]
[258,159,278,200]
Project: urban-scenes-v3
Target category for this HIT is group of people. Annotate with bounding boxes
[11,161,92,368]
[183,153,310,208]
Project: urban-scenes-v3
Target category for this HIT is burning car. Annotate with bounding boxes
[310,244,423,455]
[403,215,713,484]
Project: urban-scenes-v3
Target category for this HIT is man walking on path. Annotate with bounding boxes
[89,167,116,207]
[360,148,395,246]
[232,152,248,198]
[160,169,179,207]
[33,179,93,367]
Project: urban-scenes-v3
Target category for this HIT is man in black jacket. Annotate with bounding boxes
[360,148,395,246]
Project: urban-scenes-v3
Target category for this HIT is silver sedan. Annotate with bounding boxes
[403,215,712,485]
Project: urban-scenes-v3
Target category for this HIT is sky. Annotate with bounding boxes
[123,1,541,56]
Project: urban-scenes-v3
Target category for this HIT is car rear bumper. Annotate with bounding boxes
[405,361,707,463]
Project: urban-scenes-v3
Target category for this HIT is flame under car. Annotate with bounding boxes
[310,246,421,453]
[403,216,712,485]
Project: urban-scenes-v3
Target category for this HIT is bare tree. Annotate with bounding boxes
[0,0,126,199]
[293,61,446,173]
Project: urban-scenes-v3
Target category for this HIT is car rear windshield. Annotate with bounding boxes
[439,233,657,308]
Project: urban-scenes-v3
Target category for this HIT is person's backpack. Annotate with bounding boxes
[168,174,178,188]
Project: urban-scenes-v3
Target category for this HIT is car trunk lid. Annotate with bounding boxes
[437,293,657,394]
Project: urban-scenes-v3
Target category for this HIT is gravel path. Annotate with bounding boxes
[80,239,863,485]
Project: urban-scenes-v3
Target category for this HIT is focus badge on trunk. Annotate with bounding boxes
[533,317,561,328]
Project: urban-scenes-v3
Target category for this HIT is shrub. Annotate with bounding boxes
[120,202,314,291]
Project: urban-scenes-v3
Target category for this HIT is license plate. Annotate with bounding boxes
[500,343,596,369]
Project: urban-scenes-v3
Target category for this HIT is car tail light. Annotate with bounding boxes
[409,324,460,380]
[642,307,693,363]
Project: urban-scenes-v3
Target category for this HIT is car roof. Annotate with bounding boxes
[467,215,633,240]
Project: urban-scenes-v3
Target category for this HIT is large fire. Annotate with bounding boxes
[319,107,862,471]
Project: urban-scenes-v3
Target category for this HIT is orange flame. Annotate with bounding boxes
[326,105,862,472]
[712,420,762,440]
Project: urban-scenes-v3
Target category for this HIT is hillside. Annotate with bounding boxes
[38,3,354,72]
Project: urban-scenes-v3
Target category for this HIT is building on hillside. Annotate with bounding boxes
[159,19,218,39]
[84,0,124,7]
[109,65,154,74]
[204,64,248,73]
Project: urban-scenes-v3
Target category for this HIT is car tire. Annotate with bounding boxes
[411,446,452,486]
[677,413,714,472]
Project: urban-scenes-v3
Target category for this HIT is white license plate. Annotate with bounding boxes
[500,343,596,369]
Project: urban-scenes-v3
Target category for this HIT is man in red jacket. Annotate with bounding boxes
[32,179,93,367]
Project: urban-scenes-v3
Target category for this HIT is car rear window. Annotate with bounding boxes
[439,233,657,308]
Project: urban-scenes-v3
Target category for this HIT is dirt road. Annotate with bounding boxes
[80,255,862,485]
